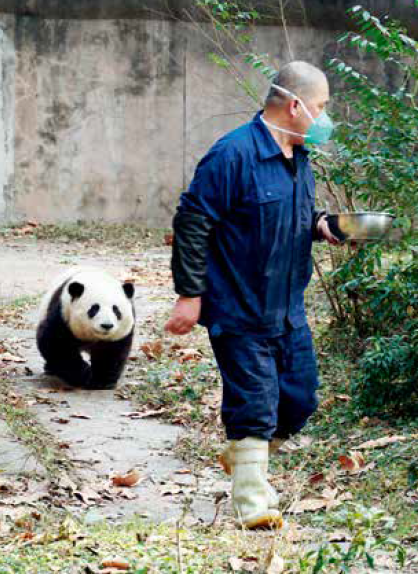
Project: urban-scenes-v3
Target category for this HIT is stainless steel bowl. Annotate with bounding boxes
[326,212,395,241]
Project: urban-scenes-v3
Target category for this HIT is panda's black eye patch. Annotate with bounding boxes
[113,305,122,320]
[88,304,100,318]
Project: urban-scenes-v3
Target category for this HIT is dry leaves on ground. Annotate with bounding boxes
[121,408,167,419]
[338,451,366,474]
[0,352,26,363]
[288,487,353,514]
[354,435,418,450]
[111,469,141,488]
[100,556,131,570]
[140,340,164,360]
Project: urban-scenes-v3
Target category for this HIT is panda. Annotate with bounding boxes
[36,267,135,389]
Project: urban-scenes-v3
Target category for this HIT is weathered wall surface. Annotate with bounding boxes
[0,6,414,224]
[0,1,416,35]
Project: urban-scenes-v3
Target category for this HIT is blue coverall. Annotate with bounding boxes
[177,111,322,441]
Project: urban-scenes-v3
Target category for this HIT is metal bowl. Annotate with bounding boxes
[326,212,395,242]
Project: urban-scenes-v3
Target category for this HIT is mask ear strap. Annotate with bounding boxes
[271,83,314,121]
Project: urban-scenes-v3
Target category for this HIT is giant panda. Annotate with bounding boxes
[36,267,135,389]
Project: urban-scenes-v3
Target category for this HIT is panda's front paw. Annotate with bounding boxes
[87,379,118,390]
[44,362,56,376]
[44,362,92,387]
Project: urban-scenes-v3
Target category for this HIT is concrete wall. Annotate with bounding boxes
[0,7,414,225]
[0,1,416,35]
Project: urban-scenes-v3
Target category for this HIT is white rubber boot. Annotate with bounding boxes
[219,443,280,509]
[228,437,283,529]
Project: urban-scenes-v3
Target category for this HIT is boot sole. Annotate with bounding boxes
[240,514,284,530]
[218,452,231,475]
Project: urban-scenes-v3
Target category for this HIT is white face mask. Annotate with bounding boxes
[262,84,334,146]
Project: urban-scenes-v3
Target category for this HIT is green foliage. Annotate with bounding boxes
[196,0,275,106]
[354,331,417,416]
[243,53,277,79]
[326,247,417,415]
[197,0,259,30]
[320,6,417,228]
[315,7,418,417]
[299,505,406,573]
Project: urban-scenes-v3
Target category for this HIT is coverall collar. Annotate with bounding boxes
[252,111,310,162]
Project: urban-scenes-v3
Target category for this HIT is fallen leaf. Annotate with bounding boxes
[177,348,202,363]
[140,340,163,360]
[309,472,325,484]
[229,557,243,571]
[100,556,130,570]
[0,352,26,363]
[121,408,167,419]
[279,435,313,452]
[160,483,183,496]
[355,435,408,450]
[339,452,365,473]
[175,469,191,475]
[111,469,141,488]
[321,397,335,409]
[288,488,352,514]
[74,485,100,505]
[70,413,92,420]
[335,394,351,402]
[328,530,352,542]
[50,417,70,424]
[2,481,50,507]
[288,498,328,514]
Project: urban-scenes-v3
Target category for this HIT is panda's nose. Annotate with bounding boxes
[100,323,114,331]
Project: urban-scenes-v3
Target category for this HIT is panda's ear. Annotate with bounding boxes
[122,282,135,300]
[68,282,84,300]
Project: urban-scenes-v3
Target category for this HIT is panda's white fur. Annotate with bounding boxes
[39,267,134,343]
[37,266,135,389]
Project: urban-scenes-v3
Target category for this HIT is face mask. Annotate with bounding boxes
[264,84,334,146]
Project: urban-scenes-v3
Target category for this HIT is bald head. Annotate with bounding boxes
[265,61,329,108]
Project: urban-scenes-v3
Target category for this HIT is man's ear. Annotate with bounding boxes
[289,99,299,118]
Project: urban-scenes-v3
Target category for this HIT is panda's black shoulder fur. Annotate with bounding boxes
[36,280,81,351]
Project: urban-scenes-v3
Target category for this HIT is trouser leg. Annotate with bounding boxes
[209,333,279,441]
[274,324,320,440]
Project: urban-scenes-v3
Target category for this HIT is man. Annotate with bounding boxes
[165,61,339,529]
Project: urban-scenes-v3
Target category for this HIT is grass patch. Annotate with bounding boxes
[0,379,76,480]
[0,506,412,573]
[0,222,169,252]
[0,295,40,327]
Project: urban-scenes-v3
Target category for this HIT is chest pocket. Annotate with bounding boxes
[255,183,293,204]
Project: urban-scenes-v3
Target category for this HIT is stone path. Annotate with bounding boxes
[0,238,223,525]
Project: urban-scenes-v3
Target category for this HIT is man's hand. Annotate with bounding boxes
[317,216,340,246]
[164,296,202,335]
